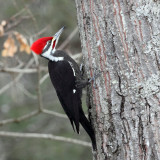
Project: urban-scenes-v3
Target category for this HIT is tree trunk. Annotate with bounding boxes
[75,0,160,159]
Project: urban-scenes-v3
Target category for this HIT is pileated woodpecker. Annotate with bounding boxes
[30,27,96,150]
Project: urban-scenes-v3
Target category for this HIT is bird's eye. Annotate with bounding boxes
[48,41,51,44]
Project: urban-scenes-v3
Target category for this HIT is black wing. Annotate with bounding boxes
[48,60,81,133]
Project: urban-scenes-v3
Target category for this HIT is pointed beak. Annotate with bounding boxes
[53,26,65,40]
[50,26,65,51]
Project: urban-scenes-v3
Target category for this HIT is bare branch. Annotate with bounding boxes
[0,110,39,126]
[40,73,49,84]
[14,56,24,68]
[31,25,50,39]
[25,7,38,31]
[31,47,39,66]
[0,68,36,73]
[42,109,67,119]
[71,53,82,60]
[58,27,78,50]
[37,58,43,112]
[0,58,34,95]
[4,16,31,33]
[0,131,92,147]
[0,109,68,127]
[17,83,37,100]
[0,67,47,73]
[10,8,27,19]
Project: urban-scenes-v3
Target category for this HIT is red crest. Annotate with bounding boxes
[30,37,53,54]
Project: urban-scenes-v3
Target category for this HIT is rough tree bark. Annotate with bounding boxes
[75,0,160,160]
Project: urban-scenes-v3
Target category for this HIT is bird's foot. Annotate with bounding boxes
[88,70,101,88]
[75,79,89,89]
[76,70,101,89]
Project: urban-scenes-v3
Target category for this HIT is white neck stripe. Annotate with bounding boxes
[42,50,64,62]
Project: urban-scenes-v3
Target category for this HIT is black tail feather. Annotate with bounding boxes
[69,118,75,132]
[79,110,97,150]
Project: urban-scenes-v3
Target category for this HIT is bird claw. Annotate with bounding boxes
[88,72,101,83]
[88,70,101,88]
[75,79,89,89]
[76,70,101,89]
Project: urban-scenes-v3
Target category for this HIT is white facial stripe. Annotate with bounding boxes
[42,38,54,57]
[51,38,54,46]
[43,41,49,50]
[42,44,64,61]
[41,27,64,61]
[42,52,64,61]
[42,48,52,59]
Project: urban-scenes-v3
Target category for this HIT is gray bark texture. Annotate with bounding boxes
[75,0,160,160]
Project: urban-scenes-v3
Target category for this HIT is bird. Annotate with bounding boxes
[30,27,97,150]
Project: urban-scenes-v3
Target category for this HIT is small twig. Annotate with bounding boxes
[31,42,39,66]
[31,25,50,39]
[40,73,49,84]
[0,58,34,95]
[14,56,24,68]
[70,52,82,63]
[0,110,39,126]
[0,109,68,127]
[1,68,36,73]
[5,16,31,32]
[0,131,91,147]
[58,27,78,50]
[42,109,67,119]
[0,67,47,73]
[71,53,82,60]
[37,58,43,112]
[26,7,38,31]
[17,83,37,100]
[10,8,27,19]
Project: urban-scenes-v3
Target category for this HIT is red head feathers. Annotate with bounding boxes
[30,26,64,55]
[30,37,53,54]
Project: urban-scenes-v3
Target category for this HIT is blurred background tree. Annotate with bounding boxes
[0,0,92,159]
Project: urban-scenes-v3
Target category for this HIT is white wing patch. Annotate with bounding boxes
[68,61,76,76]
[73,89,76,93]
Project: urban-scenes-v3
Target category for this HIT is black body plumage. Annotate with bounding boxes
[48,50,96,150]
